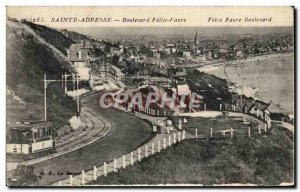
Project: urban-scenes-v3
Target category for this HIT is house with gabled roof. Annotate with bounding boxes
[67,43,91,81]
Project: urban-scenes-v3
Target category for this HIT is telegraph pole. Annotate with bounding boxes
[43,73,81,122]
[44,74,47,122]
[61,74,64,89]
[72,73,75,91]
[62,72,72,95]
[64,72,67,94]
[76,73,80,115]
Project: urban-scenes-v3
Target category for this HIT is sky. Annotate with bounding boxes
[66,26,294,40]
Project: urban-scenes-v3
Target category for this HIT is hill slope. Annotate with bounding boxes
[90,127,294,186]
[23,21,74,55]
[6,20,77,130]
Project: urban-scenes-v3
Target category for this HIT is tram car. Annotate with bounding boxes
[6,121,55,160]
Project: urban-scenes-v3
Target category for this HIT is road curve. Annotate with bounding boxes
[22,91,153,186]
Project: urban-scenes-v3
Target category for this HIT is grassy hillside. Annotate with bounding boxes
[90,127,294,186]
[187,70,231,110]
[60,28,93,42]
[6,20,77,129]
[23,21,74,55]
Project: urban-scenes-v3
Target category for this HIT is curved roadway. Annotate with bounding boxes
[19,91,153,186]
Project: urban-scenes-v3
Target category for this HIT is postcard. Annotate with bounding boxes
[6,6,294,187]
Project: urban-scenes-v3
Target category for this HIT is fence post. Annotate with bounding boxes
[195,128,198,139]
[173,132,176,144]
[163,137,166,149]
[138,148,141,162]
[233,105,236,111]
[178,132,181,142]
[122,155,126,168]
[168,135,172,146]
[204,103,206,111]
[282,117,284,123]
[158,140,161,152]
[182,130,186,140]
[81,170,85,186]
[113,158,117,172]
[151,142,155,155]
[210,128,213,139]
[220,103,222,111]
[264,123,267,132]
[130,152,134,165]
[145,145,148,157]
[248,127,251,138]
[69,175,73,186]
[258,124,261,135]
[103,162,107,176]
[93,166,97,181]
[230,128,233,139]
[58,181,62,186]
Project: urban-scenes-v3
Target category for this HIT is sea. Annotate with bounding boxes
[202,53,294,115]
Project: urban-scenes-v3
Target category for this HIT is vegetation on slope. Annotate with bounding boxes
[90,127,294,186]
[187,69,231,110]
[60,28,94,42]
[6,20,77,129]
[23,21,74,55]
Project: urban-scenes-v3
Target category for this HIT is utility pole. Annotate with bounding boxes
[64,72,67,94]
[76,73,80,115]
[43,73,80,122]
[104,56,107,78]
[72,73,75,91]
[61,74,64,89]
[44,74,47,122]
[64,72,72,95]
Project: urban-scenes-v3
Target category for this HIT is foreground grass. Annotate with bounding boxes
[90,127,293,186]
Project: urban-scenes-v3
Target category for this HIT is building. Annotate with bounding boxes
[163,47,172,54]
[248,102,270,121]
[192,54,206,62]
[194,29,199,45]
[153,52,160,59]
[182,50,191,58]
[233,95,271,124]
[7,121,55,160]
[174,84,191,96]
[235,50,245,58]
[67,43,91,81]
[109,65,125,82]
[172,67,188,81]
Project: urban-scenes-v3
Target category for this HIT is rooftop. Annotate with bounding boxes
[8,121,52,130]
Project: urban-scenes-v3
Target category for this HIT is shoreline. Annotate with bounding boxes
[197,52,293,73]
[197,52,294,116]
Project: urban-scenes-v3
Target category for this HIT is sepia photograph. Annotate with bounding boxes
[5,6,295,187]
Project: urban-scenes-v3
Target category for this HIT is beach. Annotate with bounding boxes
[198,52,294,115]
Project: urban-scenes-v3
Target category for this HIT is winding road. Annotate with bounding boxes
[9,91,153,186]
